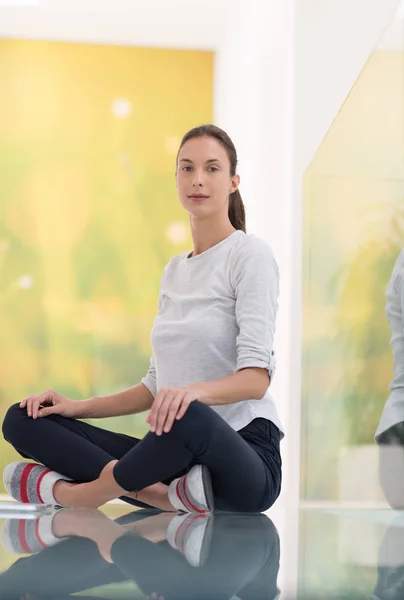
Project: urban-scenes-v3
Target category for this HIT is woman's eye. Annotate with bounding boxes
[181,166,218,172]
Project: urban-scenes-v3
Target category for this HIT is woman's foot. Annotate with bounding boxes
[52,461,125,508]
[53,466,176,511]
[125,482,177,512]
[3,462,73,506]
[3,461,212,514]
[168,465,214,514]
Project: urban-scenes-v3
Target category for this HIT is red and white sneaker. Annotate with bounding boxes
[168,464,214,514]
[3,462,72,506]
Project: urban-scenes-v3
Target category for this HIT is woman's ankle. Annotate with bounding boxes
[53,480,79,507]
[126,482,176,512]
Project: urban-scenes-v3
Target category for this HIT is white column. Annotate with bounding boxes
[214,1,297,595]
[214,0,296,479]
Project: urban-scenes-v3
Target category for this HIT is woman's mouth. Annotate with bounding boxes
[189,194,208,202]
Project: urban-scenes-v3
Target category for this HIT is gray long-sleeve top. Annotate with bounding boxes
[141,230,284,435]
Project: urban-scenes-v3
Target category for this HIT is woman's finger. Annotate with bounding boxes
[26,396,35,417]
[155,396,174,436]
[155,392,180,435]
[21,395,37,412]
[31,398,40,420]
[149,391,165,432]
[25,391,52,418]
[32,396,45,420]
[163,395,186,433]
[176,396,192,421]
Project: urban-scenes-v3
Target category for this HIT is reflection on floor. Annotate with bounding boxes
[0,503,280,600]
[0,502,403,599]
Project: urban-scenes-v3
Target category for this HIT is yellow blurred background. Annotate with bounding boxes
[0,39,213,486]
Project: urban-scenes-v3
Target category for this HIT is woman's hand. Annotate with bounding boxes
[146,386,205,436]
[20,389,78,420]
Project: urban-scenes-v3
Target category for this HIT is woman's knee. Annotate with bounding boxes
[2,402,26,443]
[183,399,211,418]
[171,400,218,436]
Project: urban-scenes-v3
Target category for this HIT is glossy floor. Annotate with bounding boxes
[0,502,402,599]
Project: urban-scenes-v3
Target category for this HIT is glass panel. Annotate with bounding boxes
[301,9,404,502]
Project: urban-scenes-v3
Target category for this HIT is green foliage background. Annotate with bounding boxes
[0,39,213,488]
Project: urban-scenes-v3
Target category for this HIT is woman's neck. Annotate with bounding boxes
[189,224,237,258]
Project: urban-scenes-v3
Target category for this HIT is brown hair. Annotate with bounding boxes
[176,124,246,233]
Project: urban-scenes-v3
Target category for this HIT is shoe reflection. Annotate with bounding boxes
[0,508,280,600]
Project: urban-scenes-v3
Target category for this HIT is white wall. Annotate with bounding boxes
[295,0,400,176]
[0,0,231,49]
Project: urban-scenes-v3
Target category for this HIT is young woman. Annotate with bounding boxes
[2,124,283,513]
[376,250,404,509]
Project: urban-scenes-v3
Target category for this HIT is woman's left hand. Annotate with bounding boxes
[146,386,205,436]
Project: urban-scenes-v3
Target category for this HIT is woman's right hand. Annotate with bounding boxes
[20,389,78,420]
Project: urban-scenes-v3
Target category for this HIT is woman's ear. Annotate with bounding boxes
[230,174,241,193]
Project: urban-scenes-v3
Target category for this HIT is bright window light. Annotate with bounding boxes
[0,0,38,5]
[397,0,404,19]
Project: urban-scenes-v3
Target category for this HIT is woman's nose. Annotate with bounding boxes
[192,170,204,186]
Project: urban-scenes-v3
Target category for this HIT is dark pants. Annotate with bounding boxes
[2,401,282,513]
[0,511,280,600]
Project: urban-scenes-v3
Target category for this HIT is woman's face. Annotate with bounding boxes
[176,136,239,220]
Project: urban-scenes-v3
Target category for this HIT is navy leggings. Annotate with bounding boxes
[2,400,282,512]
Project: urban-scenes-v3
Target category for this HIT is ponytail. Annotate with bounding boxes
[228,189,246,233]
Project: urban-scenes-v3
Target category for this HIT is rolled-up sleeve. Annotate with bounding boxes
[231,238,279,379]
[141,351,157,398]
[140,269,166,398]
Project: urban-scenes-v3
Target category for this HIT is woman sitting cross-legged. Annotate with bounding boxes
[2,124,283,514]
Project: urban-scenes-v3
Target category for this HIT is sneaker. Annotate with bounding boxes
[3,462,71,506]
[168,464,214,513]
